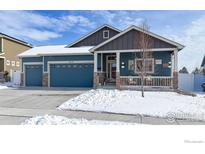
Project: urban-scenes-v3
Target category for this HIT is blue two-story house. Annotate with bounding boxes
[18,24,184,90]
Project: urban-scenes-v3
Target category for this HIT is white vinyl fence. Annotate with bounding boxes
[178,73,205,92]
[11,70,21,86]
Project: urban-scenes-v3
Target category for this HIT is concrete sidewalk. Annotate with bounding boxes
[0,107,205,125]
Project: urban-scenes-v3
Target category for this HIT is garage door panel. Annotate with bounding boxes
[50,63,93,87]
[25,65,43,86]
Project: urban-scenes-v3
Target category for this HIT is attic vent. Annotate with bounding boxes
[103,30,109,39]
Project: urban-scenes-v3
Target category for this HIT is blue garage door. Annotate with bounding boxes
[50,63,93,87]
[25,65,43,86]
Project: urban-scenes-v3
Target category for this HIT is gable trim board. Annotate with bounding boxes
[0,33,32,48]
[90,25,184,52]
[66,24,121,48]
[94,48,177,53]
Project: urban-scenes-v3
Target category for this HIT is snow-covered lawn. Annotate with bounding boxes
[22,115,134,125]
[58,89,205,121]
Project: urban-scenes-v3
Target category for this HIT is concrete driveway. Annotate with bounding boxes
[0,87,88,124]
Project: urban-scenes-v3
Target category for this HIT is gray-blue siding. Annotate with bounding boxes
[120,51,172,76]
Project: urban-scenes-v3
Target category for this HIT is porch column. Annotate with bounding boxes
[173,48,178,89]
[93,52,98,88]
[116,52,121,89]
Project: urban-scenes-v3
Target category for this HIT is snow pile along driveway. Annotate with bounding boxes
[0,84,9,89]
[22,115,134,125]
[58,89,205,121]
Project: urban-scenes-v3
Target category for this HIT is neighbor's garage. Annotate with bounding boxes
[49,63,93,87]
[25,65,43,86]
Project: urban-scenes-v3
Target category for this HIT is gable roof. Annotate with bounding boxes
[66,24,121,48]
[90,25,185,52]
[18,45,93,58]
[201,55,205,67]
[0,32,32,47]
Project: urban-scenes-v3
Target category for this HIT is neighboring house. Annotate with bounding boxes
[0,33,32,76]
[18,24,184,90]
[200,55,205,74]
[179,67,189,74]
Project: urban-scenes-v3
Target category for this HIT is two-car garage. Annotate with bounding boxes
[49,63,93,87]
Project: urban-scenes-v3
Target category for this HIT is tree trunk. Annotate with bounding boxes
[141,74,144,97]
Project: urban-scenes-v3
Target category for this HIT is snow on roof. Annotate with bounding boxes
[18,45,93,57]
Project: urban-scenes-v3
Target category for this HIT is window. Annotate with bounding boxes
[16,61,20,67]
[6,60,10,66]
[128,60,134,70]
[11,61,15,67]
[103,30,109,39]
[135,58,154,73]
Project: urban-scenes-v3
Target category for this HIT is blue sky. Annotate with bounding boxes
[0,10,205,71]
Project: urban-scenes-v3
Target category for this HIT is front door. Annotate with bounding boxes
[106,55,116,82]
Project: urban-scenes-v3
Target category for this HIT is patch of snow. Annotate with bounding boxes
[22,115,134,125]
[58,89,205,121]
[18,45,94,57]
[0,82,19,89]
[0,85,8,89]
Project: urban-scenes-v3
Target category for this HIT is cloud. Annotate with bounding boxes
[0,11,95,41]
[161,15,205,72]
[91,11,144,29]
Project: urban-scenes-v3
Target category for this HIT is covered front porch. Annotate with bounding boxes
[93,49,178,90]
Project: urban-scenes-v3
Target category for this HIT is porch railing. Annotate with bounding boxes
[120,76,173,87]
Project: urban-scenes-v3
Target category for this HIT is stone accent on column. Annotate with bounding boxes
[20,73,24,86]
[173,71,178,89]
[93,72,99,89]
[43,72,48,87]
[116,72,120,89]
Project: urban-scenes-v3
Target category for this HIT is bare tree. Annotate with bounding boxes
[136,21,153,97]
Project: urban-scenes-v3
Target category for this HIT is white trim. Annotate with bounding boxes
[103,30,109,39]
[19,52,93,58]
[95,48,176,53]
[22,62,43,87]
[173,48,178,72]
[135,58,155,74]
[121,85,172,88]
[0,38,3,53]
[47,60,94,87]
[22,62,43,73]
[66,24,121,47]
[120,76,172,78]
[100,53,103,72]
[120,76,173,88]
[0,34,32,47]
[116,52,120,72]
[90,25,184,52]
[94,53,97,73]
